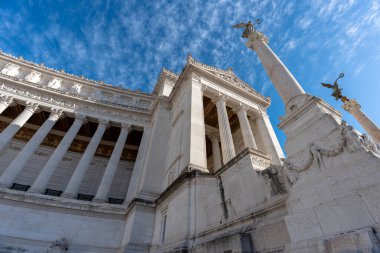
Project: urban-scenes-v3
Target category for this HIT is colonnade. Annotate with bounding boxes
[0,99,147,204]
[207,94,259,171]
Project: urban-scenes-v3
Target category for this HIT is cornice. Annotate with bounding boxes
[153,68,179,95]
[187,55,270,103]
[0,50,155,99]
[169,56,270,109]
[0,80,152,127]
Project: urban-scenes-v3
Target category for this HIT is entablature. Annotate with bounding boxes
[0,78,151,128]
[0,51,156,112]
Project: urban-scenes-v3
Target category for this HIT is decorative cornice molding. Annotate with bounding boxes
[0,49,155,98]
[187,55,268,102]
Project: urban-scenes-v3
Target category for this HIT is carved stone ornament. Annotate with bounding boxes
[280,121,380,186]
[1,63,20,76]
[342,99,361,112]
[0,95,13,104]
[186,55,267,101]
[49,108,64,119]
[70,83,83,94]
[0,84,77,109]
[48,77,63,89]
[25,101,40,112]
[251,154,271,168]
[24,70,41,83]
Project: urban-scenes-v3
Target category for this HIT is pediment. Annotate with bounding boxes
[187,55,265,99]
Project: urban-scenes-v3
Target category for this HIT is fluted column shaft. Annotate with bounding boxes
[247,34,305,105]
[0,102,39,152]
[124,127,151,205]
[236,107,257,149]
[0,96,13,114]
[0,108,63,188]
[214,97,235,164]
[343,100,380,143]
[94,124,131,202]
[209,134,222,171]
[28,114,87,193]
[62,119,109,198]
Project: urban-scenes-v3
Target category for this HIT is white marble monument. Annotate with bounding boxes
[0,22,379,253]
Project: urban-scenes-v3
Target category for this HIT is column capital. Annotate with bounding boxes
[74,113,87,124]
[25,101,40,112]
[49,108,64,120]
[121,122,132,130]
[207,133,220,142]
[245,30,269,50]
[233,103,249,114]
[342,99,361,113]
[0,95,14,105]
[98,118,110,128]
[211,93,229,104]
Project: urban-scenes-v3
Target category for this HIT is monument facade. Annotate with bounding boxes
[0,24,379,253]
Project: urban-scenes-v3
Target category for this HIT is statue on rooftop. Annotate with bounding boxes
[232,19,261,38]
[321,73,348,101]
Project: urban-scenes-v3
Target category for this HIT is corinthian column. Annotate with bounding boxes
[124,126,151,205]
[28,113,87,193]
[246,31,305,105]
[0,95,14,114]
[0,102,39,152]
[94,123,131,203]
[213,95,235,164]
[0,108,63,188]
[61,118,109,199]
[235,105,257,149]
[208,134,222,171]
[343,99,380,143]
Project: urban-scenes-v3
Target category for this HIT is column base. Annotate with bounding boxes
[27,188,43,194]
[60,193,75,199]
[92,198,106,203]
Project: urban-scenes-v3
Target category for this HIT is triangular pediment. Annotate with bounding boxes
[186,55,265,100]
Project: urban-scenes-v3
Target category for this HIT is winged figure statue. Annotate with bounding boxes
[232,19,261,38]
[321,73,347,101]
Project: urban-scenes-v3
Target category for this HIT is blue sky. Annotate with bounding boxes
[0,0,379,152]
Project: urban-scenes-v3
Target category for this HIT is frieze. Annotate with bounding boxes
[0,83,77,109]
[0,82,151,126]
[251,154,271,168]
[0,68,153,112]
[281,121,380,186]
